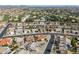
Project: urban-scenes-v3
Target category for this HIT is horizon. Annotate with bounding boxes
[0,5,79,8]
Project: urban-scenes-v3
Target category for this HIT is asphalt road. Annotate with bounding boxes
[2,32,79,38]
[0,23,10,38]
[44,34,54,54]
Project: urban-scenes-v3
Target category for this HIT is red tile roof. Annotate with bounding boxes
[0,38,12,45]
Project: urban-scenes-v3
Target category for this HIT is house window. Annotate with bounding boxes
[66,31,69,33]
[75,32,78,34]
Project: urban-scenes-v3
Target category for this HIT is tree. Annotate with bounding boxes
[3,15,9,22]
[71,37,77,53]
[9,38,18,51]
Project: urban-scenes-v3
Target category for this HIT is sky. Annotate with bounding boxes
[0,0,79,5]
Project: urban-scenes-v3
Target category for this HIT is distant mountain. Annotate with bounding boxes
[0,5,79,8]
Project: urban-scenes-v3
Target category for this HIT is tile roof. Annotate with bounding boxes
[0,38,12,46]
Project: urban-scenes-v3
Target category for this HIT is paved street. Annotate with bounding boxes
[44,34,54,54]
[0,23,10,38]
[2,32,79,38]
